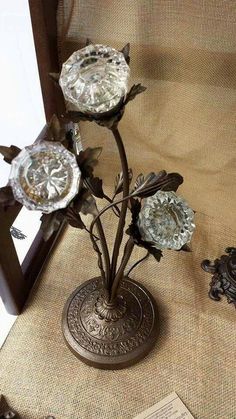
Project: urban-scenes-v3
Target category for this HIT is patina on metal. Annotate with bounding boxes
[58,44,192,368]
[60,96,163,367]
[201,247,236,308]
[60,117,162,368]
[62,276,159,369]
[1,42,194,369]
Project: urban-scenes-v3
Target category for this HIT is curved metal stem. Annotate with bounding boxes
[126,251,150,277]
[110,128,130,287]
[89,193,135,298]
[110,237,134,302]
[90,219,106,285]
[89,196,129,232]
[94,216,111,287]
[103,193,120,217]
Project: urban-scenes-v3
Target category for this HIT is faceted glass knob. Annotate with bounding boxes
[9,141,81,213]
[137,191,195,250]
[59,44,130,114]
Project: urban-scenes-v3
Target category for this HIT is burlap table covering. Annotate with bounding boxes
[1,1,236,418]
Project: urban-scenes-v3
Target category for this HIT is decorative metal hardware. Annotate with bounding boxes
[201,247,236,308]
[0,396,20,419]
[10,227,27,240]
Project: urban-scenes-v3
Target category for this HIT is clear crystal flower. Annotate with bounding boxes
[9,141,81,214]
[59,44,130,114]
[137,191,195,250]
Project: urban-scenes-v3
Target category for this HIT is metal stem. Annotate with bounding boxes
[103,193,120,217]
[94,216,111,287]
[110,238,134,302]
[89,194,135,292]
[110,128,130,287]
[126,251,150,277]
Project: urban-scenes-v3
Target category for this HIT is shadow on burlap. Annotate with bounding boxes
[0,213,236,418]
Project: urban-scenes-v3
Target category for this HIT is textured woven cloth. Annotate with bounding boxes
[1,1,236,418]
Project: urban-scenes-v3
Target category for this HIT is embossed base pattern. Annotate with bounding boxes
[62,277,159,369]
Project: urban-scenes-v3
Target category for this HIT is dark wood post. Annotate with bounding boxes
[0,1,65,314]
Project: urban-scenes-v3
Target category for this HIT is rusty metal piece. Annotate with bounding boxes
[201,247,236,308]
[62,276,159,369]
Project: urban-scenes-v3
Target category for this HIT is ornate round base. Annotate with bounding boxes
[62,277,159,369]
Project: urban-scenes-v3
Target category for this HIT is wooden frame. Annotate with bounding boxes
[0,0,64,315]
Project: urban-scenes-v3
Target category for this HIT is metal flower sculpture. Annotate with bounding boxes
[0,43,195,369]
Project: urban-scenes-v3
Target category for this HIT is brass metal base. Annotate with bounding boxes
[62,277,159,369]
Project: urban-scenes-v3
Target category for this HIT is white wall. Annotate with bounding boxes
[0,0,45,187]
[0,0,46,344]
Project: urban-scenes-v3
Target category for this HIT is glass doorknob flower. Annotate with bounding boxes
[59,44,130,114]
[137,191,195,250]
[9,141,81,213]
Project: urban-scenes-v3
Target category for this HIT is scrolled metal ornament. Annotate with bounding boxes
[201,247,236,308]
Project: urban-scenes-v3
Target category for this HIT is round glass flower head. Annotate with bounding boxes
[9,141,81,214]
[59,44,130,114]
[137,191,195,250]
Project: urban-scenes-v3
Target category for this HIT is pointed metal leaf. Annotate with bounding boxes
[40,211,64,241]
[49,72,60,83]
[131,171,183,198]
[66,207,85,229]
[125,84,147,104]
[77,147,102,177]
[121,43,130,64]
[84,177,104,198]
[86,38,93,46]
[73,188,98,216]
[179,243,192,252]
[47,114,66,142]
[114,168,133,195]
[0,145,21,164]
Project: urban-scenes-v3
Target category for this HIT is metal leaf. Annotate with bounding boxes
[114,168,133,195]
[80,193,97,216]
[47,114,66,143]
[65,103,126,129]
[131,171,166,195]
[121,43,130,64]
[131,171,183,198]
[132,173,145,191]
[49,72,60,84]
[0,145,21,164]
[0,186,16,209]
[65,207,85,229]
[73,188,98,216]
[146,245,163,261]
[40,211,64,241]
[125,84,147,104]
[84,177,104,198]
[77,147,102,177]
[179,243,192,252]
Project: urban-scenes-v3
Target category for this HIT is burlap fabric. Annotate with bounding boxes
[1,1,236,418]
